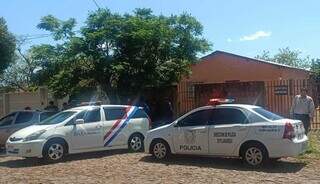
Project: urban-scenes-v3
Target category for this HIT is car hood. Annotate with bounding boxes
[10,124,54,138]
[148,123,172,133]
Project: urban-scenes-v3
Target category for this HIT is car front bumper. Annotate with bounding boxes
[6,139,46,158]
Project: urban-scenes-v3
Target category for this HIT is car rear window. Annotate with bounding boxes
[131,109,149,119]
[0,113,17,127]
[252,108,283,121]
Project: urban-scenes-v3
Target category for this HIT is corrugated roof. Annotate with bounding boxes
[201,50,310,72]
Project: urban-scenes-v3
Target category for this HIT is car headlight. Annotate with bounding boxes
[23,130,47,142]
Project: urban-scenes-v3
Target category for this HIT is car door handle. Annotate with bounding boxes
[187,127,207,133]
[96,125,103,129]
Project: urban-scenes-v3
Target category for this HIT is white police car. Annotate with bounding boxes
[6,105,150,161]
[145,103,308,166]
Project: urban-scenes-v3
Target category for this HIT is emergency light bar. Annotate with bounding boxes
[207,98,235,106]
[79,101,102,106]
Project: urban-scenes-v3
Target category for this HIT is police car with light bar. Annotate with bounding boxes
[6,105,150,161]
[145,99,308,166]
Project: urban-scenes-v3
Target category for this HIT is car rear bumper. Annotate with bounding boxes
[6,139,46,158]
[268,137,308,158]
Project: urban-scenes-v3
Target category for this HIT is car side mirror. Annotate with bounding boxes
[74,119,84,125]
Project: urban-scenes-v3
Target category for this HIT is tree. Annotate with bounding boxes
[0,40,39,91]
[0,17,16,74]
[311,58,320,81]
[34,8,211,100]
[256,47,312,69]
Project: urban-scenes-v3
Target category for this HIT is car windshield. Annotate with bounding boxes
[252,108,283,121]
[40,111,58,121]
[38,111,76,125]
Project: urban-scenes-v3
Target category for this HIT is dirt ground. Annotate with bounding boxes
[0,150,319,184]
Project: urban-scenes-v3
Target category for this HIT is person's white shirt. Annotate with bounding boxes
[290,95,315,118]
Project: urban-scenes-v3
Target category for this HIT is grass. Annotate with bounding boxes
[297,130,320,161]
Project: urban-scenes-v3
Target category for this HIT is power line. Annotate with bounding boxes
[92,0,101,9]
[18,34,52,41]
[17,30,82,41]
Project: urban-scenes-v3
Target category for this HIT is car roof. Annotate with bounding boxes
[11,110,40,113]
[218,104,260,109]
[68,105,132,111]
[193,104,260,111]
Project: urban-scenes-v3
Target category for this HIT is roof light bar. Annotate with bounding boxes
[207,98,235,106]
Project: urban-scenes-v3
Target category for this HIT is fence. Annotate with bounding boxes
[176,79,320,129]
[0,88,49,117]
[265,79,320,129]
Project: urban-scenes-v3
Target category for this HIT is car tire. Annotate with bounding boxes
[241,143,268,167]
[151,139,171,160]
[128,133,144,152]
[43,140,67,162]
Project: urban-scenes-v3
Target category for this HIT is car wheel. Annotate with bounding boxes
[242,144,268,167]
[151,140,170,160]
[128,133,144,152]
[43,141,66,162]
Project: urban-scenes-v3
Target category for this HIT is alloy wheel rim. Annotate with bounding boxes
[48,143,64,160]
[153,143,166,159]
[130,136,142,151]
[245,147,263,166]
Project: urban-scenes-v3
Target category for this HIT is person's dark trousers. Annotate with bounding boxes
[293,114,311,133]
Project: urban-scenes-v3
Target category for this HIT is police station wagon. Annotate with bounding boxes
[145,104,308,166]
[6,105,150,161]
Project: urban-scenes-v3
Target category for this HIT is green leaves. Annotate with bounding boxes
[34,8,211,98]
[311,59,320,80]
[256,47,312,69]
[0,17,16,74]
[37,15,76,40]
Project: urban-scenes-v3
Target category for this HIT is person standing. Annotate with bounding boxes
[61,102,69,111]
[290,88,315,133]
[44,101,59,112]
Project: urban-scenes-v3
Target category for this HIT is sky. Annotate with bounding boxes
[1,0,320,58]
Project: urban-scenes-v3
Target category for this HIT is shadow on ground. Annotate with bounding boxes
[140,155,306,173]
[0,149,131,168]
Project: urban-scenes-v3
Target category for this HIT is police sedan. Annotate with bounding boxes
[145,104,308,166]
[6,105,150,162]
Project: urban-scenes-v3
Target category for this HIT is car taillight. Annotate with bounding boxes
[283,122,295,140]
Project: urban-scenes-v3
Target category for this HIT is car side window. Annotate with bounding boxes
[77,108,101,123]
[104,108,126,121]
[178,109,212,127]
[210,108,248,125]
[0,113,17,127]
[15,112,34,124]
[131,109,149,119]
[246,111,265,123]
